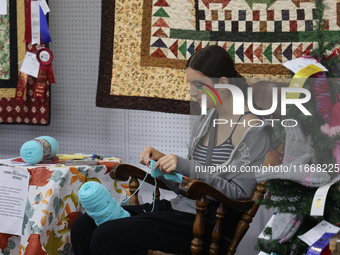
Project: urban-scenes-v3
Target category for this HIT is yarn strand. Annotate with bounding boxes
[120,164,157,212]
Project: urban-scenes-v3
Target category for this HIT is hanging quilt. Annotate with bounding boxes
[0,0,51,125]
[0,0,11,80]
[96,0,340,113]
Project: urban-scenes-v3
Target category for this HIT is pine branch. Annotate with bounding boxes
[257,0,340,254]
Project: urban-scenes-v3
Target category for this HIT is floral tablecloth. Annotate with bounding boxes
[0,161,128,255]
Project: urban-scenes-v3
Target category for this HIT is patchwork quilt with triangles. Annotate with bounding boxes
[141,0,340,74]
[96,0,339,113]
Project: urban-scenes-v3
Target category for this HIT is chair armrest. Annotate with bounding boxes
[178,144,285,211]
[110,163,170,190]
[179,177,254,210]
[111,164,254,209]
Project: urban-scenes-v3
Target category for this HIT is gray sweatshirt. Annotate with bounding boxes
[162,108,274,215]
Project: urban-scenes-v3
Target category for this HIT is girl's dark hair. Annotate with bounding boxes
[186,45,249,100]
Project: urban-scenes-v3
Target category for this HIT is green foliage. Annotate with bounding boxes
[257,181,340,255]
[256,0,340,254]
[43,229,63,255]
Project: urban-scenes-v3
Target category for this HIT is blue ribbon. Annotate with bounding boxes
[40,6,51,44]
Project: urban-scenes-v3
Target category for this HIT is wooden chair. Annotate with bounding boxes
[110,145,284,255]
[109,81,288,254]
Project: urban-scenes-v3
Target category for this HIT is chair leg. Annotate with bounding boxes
[129,176,140,205]
[209,203,225,255]
[226,214,252,255]
[191,195,207,255]
[226,182,267,255]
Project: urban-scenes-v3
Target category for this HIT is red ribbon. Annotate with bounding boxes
[33,48,54,99]
[15,72,29,102]
[24,0,32,44]
[33,67,49,99]
[326,48,340,61]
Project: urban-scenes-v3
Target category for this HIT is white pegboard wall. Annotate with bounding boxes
[128,110,191,168]
[127,110,191,203]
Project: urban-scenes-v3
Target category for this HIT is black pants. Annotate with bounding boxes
[71,200,241,255]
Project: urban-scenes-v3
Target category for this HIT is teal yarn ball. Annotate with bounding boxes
[37,136,59,158]
[20,136,59,164]
[79,181,130,226]
[20,141,44,165]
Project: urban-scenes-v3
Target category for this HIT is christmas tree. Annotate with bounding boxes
[255,0,340,254]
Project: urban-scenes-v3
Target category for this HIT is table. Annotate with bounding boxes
[0,159,127,255]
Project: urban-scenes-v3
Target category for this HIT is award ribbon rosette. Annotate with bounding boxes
[33,48,55,99]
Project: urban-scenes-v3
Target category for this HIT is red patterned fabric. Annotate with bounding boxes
[0,1,51,125]
[0,80,50,125]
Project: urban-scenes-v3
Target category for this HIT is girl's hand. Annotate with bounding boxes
[139,146,165,166]
[154,154,177,174]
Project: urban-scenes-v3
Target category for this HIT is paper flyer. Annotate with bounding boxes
[0,166,29,236]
